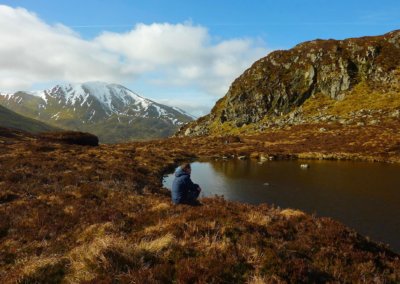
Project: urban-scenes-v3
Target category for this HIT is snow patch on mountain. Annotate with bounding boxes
[53,82,155,115]
[172,106,197,119]
[29,90,49,104]
[0,93,14,101]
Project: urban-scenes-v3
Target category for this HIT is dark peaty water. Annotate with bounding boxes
[164,159,400,253]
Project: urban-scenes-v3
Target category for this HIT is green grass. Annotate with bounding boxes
[301,82,400,118]
[0,105,59,133]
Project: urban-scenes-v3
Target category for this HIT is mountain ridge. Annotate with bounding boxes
[0,82,193,143]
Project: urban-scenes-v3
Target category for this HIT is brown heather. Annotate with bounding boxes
[0,124,400,283]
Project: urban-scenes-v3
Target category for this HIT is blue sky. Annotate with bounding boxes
[1,0,399,116]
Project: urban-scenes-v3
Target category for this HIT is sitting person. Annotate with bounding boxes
[171,163,202,205]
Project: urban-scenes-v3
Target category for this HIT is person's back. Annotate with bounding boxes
[171,163,201,205]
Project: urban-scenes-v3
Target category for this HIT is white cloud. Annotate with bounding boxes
[96,23,210,66]
[0,5,126,91]
[0,5,269,113]
[94,22,268,96]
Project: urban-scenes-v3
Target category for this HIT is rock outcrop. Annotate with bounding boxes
[179,30,400,136]
[39,131,99,146]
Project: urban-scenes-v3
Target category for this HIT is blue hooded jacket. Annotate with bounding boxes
[171,167,199,204]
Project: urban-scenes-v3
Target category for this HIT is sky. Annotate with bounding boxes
[0,1,399,116]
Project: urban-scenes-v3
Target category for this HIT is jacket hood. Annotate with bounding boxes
[175,167,189,177]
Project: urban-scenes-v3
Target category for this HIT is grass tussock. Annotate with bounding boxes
[67,235,135,282]
[280,209,306,219]
[18,256,70,284]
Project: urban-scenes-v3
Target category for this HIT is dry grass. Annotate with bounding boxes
[247,211,273,227]
[136,233,175,254]
[280,209,306,218]
[0,126,400,282]
[67,235,132,282]
[17,256,69,284]
[149,202,171,212]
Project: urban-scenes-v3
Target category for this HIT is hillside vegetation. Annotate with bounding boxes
[0,105,58,133]
[180,30,400,137]
[192,81,400,136]
[1,126,400,283]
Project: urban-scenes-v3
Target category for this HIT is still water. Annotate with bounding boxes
[163,159,400,253]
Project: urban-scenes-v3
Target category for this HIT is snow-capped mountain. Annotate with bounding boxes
[0,82,194,143]
[1,82,193,125]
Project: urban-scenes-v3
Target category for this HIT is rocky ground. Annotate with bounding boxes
[1,124,400,283]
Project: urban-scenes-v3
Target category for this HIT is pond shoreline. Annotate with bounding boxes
[164,159,400,253]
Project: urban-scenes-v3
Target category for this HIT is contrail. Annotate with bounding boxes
[208,22,400,26]
[69,22,399,29]
[70,24,134,28]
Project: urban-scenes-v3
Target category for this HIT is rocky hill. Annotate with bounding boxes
[180,30,400,136]
[0,105,58,133]
[0,82,194,143]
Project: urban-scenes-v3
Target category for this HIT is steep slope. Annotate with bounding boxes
[0,104,58,133]
[180,30,400,136]
[0,82,194,143]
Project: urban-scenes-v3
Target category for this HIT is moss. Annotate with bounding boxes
[301,82,400,118]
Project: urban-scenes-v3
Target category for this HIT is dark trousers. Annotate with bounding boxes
[182,189,200,205]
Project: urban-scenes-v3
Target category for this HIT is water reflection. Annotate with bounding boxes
[164,159,400,252]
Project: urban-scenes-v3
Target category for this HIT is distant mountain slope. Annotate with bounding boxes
[179,30,400,136]
[0,104,58,133]
[0,82,194,143]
